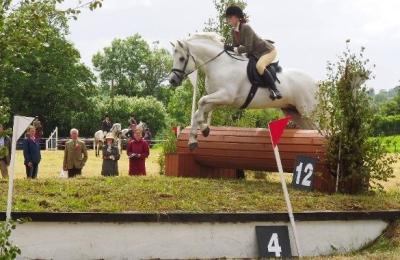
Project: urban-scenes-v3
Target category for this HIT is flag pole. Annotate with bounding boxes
[272,144,302,257]
[6,119,20,221]
[6,116,34,221]
[268,117,302,257]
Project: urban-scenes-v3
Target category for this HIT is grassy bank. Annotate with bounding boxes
[1,176,399,213]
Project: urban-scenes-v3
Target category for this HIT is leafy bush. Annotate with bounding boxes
[69,95,168,137]
[0,221,21,259]
[313,43,397,193]
[158,128,177,175]
[373,115,400,136]
[108,95,167,135]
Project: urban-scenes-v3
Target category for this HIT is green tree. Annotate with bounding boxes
[140,42,173,100]
[0,0,102,135]
[380,88,400,116]
[167,81,193,126]
[92,35,150,97]
[0,97,10,125]
[92,36,172,100]
[314,44,397,193]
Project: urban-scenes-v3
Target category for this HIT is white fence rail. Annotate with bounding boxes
[46,127,58,151]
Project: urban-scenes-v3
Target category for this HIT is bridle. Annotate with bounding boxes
[171,46,246,82]
[171,49,196,82]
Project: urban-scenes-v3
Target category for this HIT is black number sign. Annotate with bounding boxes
[256,226,292,258]
[292,155,316,191]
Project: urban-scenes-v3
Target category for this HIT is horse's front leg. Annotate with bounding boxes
[188,90,230,149]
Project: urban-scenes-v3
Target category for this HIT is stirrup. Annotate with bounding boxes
[269,89,277,100]
[273,89,282,99]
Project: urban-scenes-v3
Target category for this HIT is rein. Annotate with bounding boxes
[171,48,246,81]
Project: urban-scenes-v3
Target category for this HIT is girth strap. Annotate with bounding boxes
[240,84,258,109]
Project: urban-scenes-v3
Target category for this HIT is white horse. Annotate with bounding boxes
[94,123,122,156]
[168,32,318,150]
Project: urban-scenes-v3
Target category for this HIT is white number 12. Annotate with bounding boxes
[295,162,313,187]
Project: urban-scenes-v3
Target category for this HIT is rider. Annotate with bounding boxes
[101,115,112,135]
[224,5,282,100]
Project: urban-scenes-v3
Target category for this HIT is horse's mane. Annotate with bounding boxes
[187,32,225,45]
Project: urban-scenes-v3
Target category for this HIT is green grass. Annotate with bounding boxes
[2,147,400,258]
[1,176,400,213]
[374,135,400,153]
[11,149,161,179]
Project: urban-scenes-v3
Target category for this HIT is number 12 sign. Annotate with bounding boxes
[292,155,316,191]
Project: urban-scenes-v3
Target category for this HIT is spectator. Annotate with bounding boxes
[0,124,11,179]
[23,126,41,179]
[128,113,137,126]
[102,115,112,134]
[32,116,43,140]
[143,128,153,148]
[101,134,120,177]
[127,127,149,176]
[125,123,136,140]
[63,128,88,178]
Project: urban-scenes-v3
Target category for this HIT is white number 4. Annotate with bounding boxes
[267,233,282,257]
[295,162,313,187]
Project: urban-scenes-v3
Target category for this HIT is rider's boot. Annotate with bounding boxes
[262,68,282,100]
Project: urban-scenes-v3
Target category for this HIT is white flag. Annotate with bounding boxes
[6,115,35,220]
[12,115,35,140]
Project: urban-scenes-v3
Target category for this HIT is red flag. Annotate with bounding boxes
[268,116,291,148]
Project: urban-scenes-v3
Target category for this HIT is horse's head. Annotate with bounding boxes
[169,33,225,87]
[111,123,122,134]
[168,40,196,87]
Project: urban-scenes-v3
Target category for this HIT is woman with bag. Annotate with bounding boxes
[101,134,120,176]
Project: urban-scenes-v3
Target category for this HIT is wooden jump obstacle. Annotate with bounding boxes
[165,126,335,193]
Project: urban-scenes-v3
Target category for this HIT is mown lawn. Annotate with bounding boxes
[11,148,161,179]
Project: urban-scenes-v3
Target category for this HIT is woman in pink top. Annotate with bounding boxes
[127,128,149,176]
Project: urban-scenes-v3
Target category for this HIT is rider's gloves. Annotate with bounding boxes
[224,44,234,52]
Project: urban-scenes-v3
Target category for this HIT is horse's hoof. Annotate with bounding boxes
[189,142,198,151]
[202,127,210,137]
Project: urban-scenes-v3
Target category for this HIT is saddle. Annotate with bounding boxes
[240,55,282,109]
[247,55,282,87]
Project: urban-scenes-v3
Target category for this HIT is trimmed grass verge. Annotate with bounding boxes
[1,176,399,213]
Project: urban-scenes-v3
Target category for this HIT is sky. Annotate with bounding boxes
[65,0,400,91]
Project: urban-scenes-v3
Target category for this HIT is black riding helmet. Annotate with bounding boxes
[225,5,244,18]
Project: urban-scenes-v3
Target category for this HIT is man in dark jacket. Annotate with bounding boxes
[23,125,41,179]
[0,124,11,179]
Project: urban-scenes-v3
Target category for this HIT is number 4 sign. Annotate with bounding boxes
[292,155,316,191]
[256,226,292,257]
